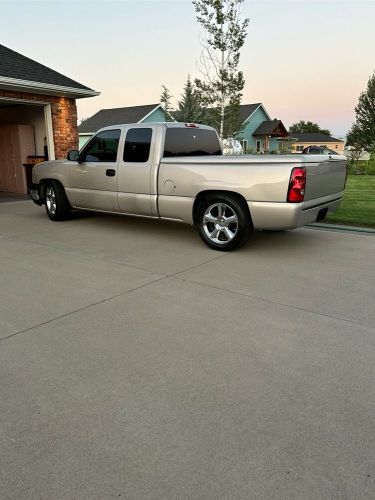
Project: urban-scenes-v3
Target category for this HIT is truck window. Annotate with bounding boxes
[163,128,222,157]
[124,128,152,163]
[80,129,121,162]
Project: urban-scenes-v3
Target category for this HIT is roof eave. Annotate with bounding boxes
[139,104,176,123]
[0,76,100,99]
[241,104,272,125]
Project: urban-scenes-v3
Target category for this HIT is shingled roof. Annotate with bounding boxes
[78,104,163,133]
[290,133,344,143]
[239,103,267,123]
[0,44,98,97]
[253,119,288,137]
[79,102,269,134]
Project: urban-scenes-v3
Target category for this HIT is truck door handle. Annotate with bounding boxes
[106,169,116,177]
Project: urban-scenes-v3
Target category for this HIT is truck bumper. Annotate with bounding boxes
[248,196,342,230]
[30,183,43,206]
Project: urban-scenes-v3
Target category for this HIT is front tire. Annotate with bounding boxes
[196,194,253,251]
[45,181,72,221]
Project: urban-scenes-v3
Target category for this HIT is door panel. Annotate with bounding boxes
[0,125,32,193]
[67,129,121,211]
[117,127,156,216]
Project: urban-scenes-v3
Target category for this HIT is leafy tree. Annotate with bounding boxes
[174,76,204,123]
[347,72,375,153]
[160,85,174,121]
[193,0,249,138]
[346,124,365,162]
[289,120,331,136]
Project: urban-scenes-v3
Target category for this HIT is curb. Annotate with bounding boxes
[306,223,375,235]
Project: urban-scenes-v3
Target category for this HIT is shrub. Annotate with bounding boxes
[348,159,375,175]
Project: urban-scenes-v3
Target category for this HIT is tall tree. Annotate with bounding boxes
[289,120,331,136]
[174,76,204,123]
[346,124,365,162]
[193,0,249,138]
[347,72,375,153]
[160,85,174,121]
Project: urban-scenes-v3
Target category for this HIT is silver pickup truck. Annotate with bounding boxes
[31,122,347,251]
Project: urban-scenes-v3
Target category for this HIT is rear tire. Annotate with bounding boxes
[45,181,72,221]
[196,194,253,251]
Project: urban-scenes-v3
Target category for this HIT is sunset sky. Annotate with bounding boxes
[1,0,374,137]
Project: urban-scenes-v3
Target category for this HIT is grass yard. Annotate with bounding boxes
[326,175,375,228]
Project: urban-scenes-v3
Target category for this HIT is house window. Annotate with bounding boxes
[240,140,248,152]
[256,140,261,153]
[296,145,304,152]
[124,128,153,162]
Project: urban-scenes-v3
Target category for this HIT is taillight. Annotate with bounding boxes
[287,167,306,203]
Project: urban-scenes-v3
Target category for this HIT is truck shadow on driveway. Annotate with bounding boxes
[70,211,327,255]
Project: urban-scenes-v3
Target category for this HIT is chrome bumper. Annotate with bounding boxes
[30,186,43,206]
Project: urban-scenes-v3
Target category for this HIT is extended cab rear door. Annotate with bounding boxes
[117,125,160,216]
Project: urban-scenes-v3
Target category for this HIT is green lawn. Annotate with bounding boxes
[325,175,375,228]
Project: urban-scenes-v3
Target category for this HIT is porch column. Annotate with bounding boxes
[51,97,78,159]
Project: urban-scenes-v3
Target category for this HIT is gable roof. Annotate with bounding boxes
[290,132,344,143]
[78,104,165,133]
[253,119,288,137]
[0,44,98,98]
[240,103,271,123]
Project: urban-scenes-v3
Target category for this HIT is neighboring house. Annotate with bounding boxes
[290,133,345,154]
[235,103,289,153]
[79,102,288,154]
[344,147,370,160]
[78,104,170,148]
[0,43,98,194]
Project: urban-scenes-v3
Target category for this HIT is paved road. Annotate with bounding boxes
[1,201,375,500]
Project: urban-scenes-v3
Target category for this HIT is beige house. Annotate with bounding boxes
[290,133,345,154]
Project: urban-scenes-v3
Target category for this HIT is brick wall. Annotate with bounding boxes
[0,89,78,159]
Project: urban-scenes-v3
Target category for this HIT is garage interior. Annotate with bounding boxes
[0,99,52,196]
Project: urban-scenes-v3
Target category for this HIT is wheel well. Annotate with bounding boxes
[39,179,63,201]
[192,190,251,224]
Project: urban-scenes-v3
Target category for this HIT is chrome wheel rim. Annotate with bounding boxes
[203,203,239,245]
[46,186,56,216]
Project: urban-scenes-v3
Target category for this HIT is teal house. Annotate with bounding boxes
[78,103,170,149]
[79,101,288,154]
[235,103,288,153]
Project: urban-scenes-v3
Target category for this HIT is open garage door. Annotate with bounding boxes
[0,99,54,195]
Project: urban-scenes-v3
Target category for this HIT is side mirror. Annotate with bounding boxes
[67,150,80,161]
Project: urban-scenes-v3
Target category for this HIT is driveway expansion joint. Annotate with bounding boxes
[172,274,375,331]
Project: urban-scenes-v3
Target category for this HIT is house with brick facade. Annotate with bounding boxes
[0,44,98,194]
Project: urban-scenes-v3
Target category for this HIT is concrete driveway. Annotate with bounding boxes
[1,200,375,500]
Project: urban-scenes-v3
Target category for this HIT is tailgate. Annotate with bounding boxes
[303,155,347,201]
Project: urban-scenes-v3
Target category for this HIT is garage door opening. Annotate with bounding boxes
[0,99,54,195]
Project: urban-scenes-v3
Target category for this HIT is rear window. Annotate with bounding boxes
[124,128,152,163]
[163,128,222,157]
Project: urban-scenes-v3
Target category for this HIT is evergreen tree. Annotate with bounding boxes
[160,85,174,121]
[174,76,204,123]
[192,0,249,138]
